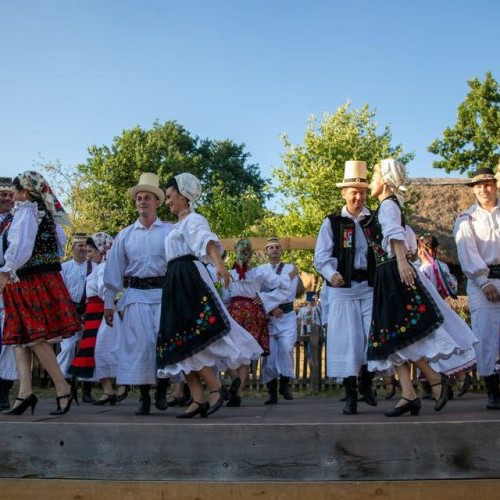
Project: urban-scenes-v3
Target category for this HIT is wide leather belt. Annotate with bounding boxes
[128,276,164,289]
[352,269,368,282]
[278,302,294,314]
[488,265,500,280]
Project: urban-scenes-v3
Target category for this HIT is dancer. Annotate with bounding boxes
[363,159,477,417]
[156,173,263,418]
[103,173,173,415]
[257,237,300,404]
[222,237,298,406]
[314,160,377,415]
[69,233,118,405]
[57,233,96,403]
[0,177,18,409]
[0,171,81,416]
[454,166,500,410]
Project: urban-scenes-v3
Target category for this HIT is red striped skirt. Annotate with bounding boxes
[2,271,82,346]
[69,296,104,378]
[228,296,269,355]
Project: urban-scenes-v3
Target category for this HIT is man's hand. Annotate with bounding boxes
[253,295,263,307]
[329,272,345,287]
[482,283,500,303]
[104,308,114,327]
[270,307,284,319]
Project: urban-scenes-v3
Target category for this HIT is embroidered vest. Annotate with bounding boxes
[5,202,61,277]
[325,213,375,288]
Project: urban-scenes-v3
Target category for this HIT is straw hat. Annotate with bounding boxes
[129,172,165,204]
[465,167,497,186]
[336,161,369,188]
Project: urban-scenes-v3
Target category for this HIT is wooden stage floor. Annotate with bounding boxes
[0,393,499,484]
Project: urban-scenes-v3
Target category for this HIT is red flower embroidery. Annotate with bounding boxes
[208,316,216,324]
[418,304,426,313]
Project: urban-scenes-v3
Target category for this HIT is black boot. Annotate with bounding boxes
[342,376,358,415]
[154,378,169,411]
[358,365,377,406]
[81,381,94,403]
[264,379,278,405]
[0,379,14,410]
[135,385,151,415]
[279,376,294,400]
[484,374,500,410]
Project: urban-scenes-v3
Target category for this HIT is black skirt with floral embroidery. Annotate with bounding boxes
[367,258,444,361]
[156,255,231,367]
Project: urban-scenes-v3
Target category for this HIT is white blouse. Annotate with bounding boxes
[378,199,414,256]
[0,202,40,276]
[222,266,291,313]
[61,259,96,303]
[86,262,107,300]
[164,213,223,263]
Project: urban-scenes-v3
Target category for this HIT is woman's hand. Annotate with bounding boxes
[0,272,9,294]
[398,260,415,287]
[216,264,231,288]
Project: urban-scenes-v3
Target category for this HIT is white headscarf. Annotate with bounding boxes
[380,159,408,206]
[174,173,202,212]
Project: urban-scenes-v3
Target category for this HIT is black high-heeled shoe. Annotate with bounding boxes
[49,384,79,416]
[3,394,38,415]
[175,401,209,419]
[116,385,130,403]
[384,397,421,417]
[431,374,450,412]
[206,386,227,416]
[92,393,117,406]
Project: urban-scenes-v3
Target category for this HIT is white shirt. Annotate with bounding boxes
[222,266,291,314]
[314,205,370,282]
[86,262,107,300]
[61,258,95,303]
[257,262,299,313]
[103,217,173,309]
[454,200,500,288]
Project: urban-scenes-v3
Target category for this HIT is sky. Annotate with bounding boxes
[1,1,499,202]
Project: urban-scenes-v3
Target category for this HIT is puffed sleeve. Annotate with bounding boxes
[379,200,407,255]
[103,229,128,308]
[184,213,223,261]
[454,215,489,288]
[314,218,339,282]
[257,265,291,291]
[96,264,107,301]
[0,202,39,275]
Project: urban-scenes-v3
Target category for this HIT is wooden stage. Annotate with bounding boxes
[0,393,499,498]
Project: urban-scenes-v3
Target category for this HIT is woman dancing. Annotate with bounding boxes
[222,238,298,406]
[156,173,263,418]
[0,171,81,415]
[363,159,477,417]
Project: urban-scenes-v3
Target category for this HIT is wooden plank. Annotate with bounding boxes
[1,478,500,500]
[1,419,500,481]
[219,237,317,251]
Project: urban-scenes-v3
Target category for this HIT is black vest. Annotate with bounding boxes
[324,213,375,288]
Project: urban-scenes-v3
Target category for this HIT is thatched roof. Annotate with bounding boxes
[407,178,476,266]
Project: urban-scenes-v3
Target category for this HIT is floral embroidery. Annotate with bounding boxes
[156,296,220,356]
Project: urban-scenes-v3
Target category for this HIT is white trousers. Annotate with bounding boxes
[326,294,373,378]
[262,311,296,382]
[56,330,83,378]
[116,302,162,385]
[468,279,500,376]
[0,309,18,380]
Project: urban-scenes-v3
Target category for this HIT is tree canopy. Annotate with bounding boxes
[46,121,267,236]
[262,102,413,272]
[428,71,500,174]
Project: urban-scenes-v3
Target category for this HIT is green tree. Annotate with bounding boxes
[44,121,267,236]
[428,72,500,174]
[263,101,413,272]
